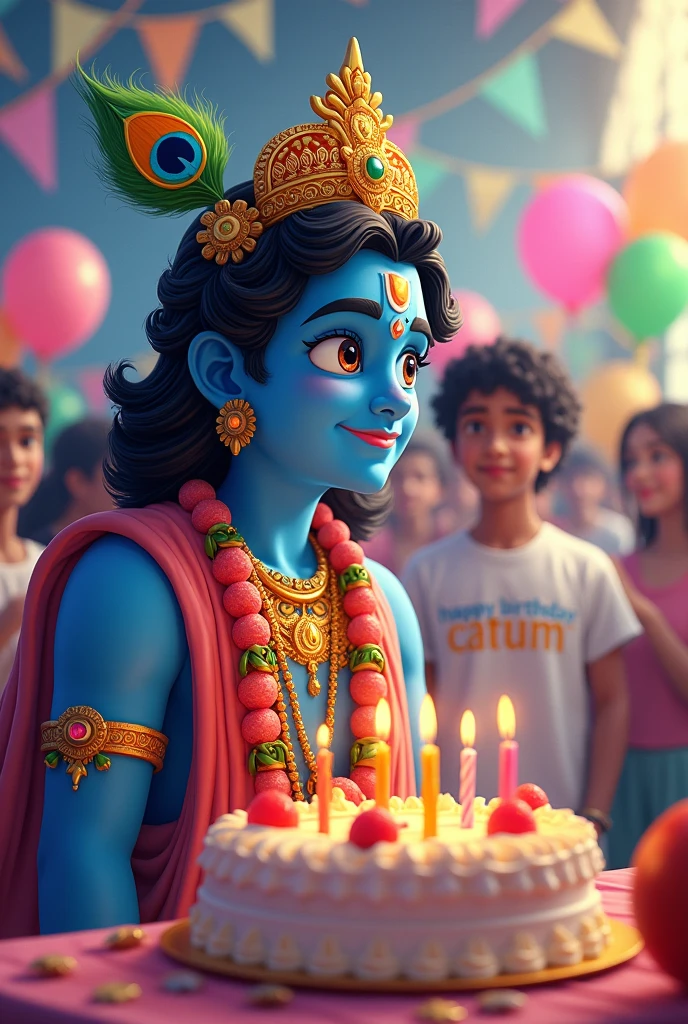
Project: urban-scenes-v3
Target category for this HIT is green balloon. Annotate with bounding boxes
[608,232,688,341]
[45,384,88,453]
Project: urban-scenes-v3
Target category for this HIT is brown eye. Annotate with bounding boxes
[401,352,418,387]
[307,335,363,375]
[338,340,361,372]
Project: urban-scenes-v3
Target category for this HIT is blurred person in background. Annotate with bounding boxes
[609,404,688,867]
[18,418,113,546]
[363,434,453,576]
[557,446,635,556]
[0,370,47,696]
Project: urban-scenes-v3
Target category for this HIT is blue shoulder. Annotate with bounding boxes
[52,534,187,722]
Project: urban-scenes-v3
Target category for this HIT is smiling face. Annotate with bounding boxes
[0,406,44,512]
[247,249,431,494]
[453,387,561,505]
[623,422,685,520]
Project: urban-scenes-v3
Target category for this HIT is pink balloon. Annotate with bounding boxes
[518,175,627,313]
[2,228,110,360]
[429,289,501,377]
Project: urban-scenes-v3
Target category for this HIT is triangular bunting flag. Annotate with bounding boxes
[464,166,515,232]
[476,0,527,39]
[479,53,547,137]
[136,15,201,90]
[551,0,622,59]
[220,0,274,62]
[532,308,567,350]
[0,23,27,82]
[0,87,56,190]
[386,117,419,154]
[52,0,110,72]
[412,153,448,204]
[0,310,20,370]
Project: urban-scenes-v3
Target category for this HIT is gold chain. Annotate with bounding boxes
[246,541,349,800]
[252,539,328,600]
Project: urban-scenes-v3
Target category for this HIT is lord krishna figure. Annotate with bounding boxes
[0,38,460,936]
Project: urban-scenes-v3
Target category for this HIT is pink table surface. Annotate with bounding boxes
[0,869,686,1024]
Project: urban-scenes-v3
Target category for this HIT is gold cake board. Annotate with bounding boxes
[160,918,642,993]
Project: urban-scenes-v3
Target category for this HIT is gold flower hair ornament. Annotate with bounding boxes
[75,39,417,267]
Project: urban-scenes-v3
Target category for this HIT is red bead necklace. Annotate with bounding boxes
[179,479,388,803]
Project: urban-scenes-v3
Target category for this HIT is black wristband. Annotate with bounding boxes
[577,807,613,833]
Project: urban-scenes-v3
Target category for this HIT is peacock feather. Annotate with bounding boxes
[75,61,230,216]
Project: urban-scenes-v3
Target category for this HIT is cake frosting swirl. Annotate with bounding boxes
[190,791,611,982]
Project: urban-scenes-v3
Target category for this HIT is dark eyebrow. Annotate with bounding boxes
[458,404,488,418]
[409,317,432,345]
[302,298,383,325]
[505,406,537,419]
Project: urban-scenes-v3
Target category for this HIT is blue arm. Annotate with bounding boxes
[367,558,426,791]
[37,536,187,934]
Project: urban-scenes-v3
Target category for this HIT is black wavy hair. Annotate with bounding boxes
[432,337,580,492]
[620,403,688,548]
[104,191,461,539]
[0,369,48,424]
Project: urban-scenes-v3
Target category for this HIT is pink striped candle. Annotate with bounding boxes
[497,695,518,801]
[459,710,476,829]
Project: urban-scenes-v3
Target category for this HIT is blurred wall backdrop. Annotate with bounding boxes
[0,0,656,418]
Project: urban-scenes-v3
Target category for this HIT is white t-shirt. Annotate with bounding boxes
[568,508,636,557]
[0,539,43,697]
[402,524,641,811]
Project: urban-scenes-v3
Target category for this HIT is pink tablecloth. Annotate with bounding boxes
[0,869,685,1024]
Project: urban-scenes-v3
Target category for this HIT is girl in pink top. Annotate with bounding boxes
[610,404,688,867]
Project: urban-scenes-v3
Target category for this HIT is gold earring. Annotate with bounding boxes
[216,399,256,455]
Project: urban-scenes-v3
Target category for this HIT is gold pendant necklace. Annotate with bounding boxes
[252,538,333,696]
[244,535,350,798]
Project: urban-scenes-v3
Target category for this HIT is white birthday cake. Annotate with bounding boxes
[188,791,610,982]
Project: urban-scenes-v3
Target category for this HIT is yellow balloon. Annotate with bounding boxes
[0,309,21,369]
[579,360,662,464]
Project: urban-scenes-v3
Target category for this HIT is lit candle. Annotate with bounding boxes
[375,698,391,810]
[459,710,477,829]
[420,694,440,839]
[497,695,518,801]
[316,723,333,834]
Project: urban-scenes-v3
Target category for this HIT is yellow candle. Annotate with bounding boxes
[315,723,333,834]
[375,698,392,810]
[419,694,440,839]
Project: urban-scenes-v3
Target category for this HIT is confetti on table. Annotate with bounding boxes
[161,970,205,993]
[415,998,468,1022]
[246,983,295,1006]
[477,988,528,1013]
[92,981,142,1003]
[105,926,147,949]
[29,955,78,977]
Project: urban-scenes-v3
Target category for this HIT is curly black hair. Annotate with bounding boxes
[432,337,581,492]
[0,368,48,425]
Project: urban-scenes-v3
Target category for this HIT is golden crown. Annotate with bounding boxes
[197,38,419,265]
[254,37,418,229]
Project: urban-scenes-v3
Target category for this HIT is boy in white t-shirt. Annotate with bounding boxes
[0,370,47,697]
[403,340,641,835]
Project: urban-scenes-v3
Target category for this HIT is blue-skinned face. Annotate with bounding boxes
[190,249,431,494]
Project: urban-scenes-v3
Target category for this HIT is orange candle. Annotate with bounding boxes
[420,694,440,839]
[316,723,333,834]
[375,698,391,810]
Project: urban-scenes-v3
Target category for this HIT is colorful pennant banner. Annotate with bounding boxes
[219,0,274,63]
[531,308,567,351]
[52,0,110,73]
[412,153,449,204]
[464,166,516,233]
[136,14,201,90]
[476,0,528,40]
[550,0,622,59]
[0,86,56,190]
[0,23,26,81]
[479,52,547,137]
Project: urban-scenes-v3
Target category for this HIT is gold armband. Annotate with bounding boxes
[41,705,168,791]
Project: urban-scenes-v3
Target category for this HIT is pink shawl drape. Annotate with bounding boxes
[0,503,415,938]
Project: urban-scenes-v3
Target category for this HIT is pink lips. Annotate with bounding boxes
[341,426,400,449]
